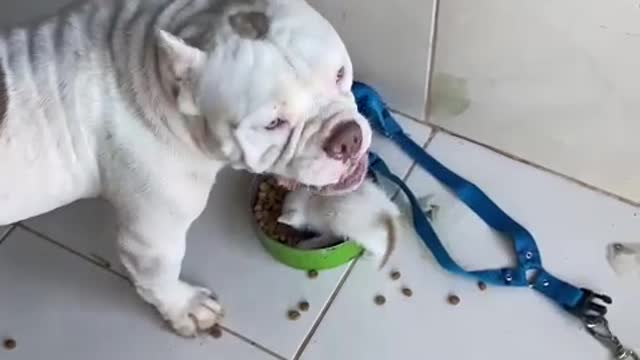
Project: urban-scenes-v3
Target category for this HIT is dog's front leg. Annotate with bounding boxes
[116,211,223,337]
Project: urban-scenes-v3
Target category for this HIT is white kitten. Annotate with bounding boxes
[278,179,402,268]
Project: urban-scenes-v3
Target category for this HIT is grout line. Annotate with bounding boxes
[405,132,438,180]
[0,225,17,246]
[389,108,431,128]
[293,259,359,360]
[430,125,640,207]
[390,131,438,201]
[424,0,440,120]
[221,327,287,360]
[17,223,129,281]
[424,127,439,149]
[388,108,640,207]
[17,224,287,357]
[392,108,430,127]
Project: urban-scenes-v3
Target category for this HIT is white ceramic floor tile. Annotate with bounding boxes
[431,0,640,202]
[0,227,277,360]
[300,133,640,360]
[308,0,433,120]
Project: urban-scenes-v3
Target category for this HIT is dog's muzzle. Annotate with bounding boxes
[278,119,370,195]
[322,120,364,162]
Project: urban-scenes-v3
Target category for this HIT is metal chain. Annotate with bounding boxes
[584,316,639,360]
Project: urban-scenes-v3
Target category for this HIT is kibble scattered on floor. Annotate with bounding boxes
[288,310,301,320]
[298,301,310,312]
[401,287,413,297]
[447,294,461,305]
[374,295,386,305]
[478,281,487,291]
[307,269,319,279]
[3,338,16,350]
[390,270,401,281]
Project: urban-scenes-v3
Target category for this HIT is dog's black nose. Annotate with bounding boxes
[323,121,363,161]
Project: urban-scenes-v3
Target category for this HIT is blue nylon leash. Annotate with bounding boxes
[352,81,640,358]
[351,81,615,322]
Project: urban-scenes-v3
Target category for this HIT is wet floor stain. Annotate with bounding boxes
[430,73,471,118]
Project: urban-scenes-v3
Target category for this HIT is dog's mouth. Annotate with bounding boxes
[276,154,369,196]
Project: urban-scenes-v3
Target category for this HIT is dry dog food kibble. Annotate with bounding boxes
[288,310,301,320]
[307,269,319,279]
[447,294,460,305]
[298,301,310,312]
[374,295,386,305]
[390,270,401,281]
[253,178,317,247]
[477,281,487,291]
[401,287,413,297]
[3,338,16,350]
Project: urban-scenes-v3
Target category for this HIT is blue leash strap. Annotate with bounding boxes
[352,81,612,319]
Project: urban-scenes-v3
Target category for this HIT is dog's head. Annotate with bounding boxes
[156,0,371,195]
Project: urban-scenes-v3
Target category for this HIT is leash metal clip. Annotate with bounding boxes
[577,289,637,359]
[584,316,638,360]
[577,289,612,318]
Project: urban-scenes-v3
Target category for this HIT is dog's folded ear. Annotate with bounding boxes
[155,30,206,116]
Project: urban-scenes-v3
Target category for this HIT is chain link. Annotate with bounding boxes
[584,317,638,360]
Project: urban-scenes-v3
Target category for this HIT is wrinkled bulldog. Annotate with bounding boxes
[0,0,371,336]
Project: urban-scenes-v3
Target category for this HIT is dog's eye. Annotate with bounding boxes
[265,118,287,130]
[336,66,345,83]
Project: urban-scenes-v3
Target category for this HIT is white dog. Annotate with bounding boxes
[0,0,372,336]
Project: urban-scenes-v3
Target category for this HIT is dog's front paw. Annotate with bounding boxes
[160,282,224,337]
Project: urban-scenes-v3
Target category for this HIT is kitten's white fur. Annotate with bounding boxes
[279,179,401,268]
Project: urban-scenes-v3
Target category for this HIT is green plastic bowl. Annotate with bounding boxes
[251,177,364,270]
